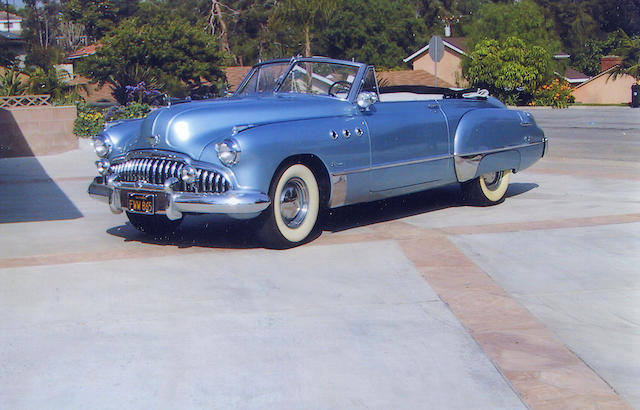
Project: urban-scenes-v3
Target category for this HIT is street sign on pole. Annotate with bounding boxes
[429,35,444,87]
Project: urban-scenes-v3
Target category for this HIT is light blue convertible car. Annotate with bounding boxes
[89,57,547,247]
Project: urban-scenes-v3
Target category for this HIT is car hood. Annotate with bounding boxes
[126,94,356,159]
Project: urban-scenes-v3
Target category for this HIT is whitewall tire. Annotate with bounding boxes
[259,163,320,248]
[462,170,511,205]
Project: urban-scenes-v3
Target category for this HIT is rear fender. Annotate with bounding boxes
[453,109,544,182]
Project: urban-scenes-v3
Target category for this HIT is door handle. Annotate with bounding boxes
[428,103,439,109]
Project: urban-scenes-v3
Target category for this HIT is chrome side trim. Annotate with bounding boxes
[455,141,545,158]
[329,174,348,207]
[454,155,483,182]
[333,154,453,177]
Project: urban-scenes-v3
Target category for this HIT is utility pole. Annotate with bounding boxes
[437,14,469,38]
[5,0,10,33]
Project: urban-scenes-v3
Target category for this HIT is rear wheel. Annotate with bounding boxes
[258,163,320,248]
[462,170,511,205]
[126,212,182,237]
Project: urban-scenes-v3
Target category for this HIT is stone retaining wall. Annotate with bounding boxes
[0,105,77,158]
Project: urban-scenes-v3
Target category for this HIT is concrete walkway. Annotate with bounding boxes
[1,107,638,409]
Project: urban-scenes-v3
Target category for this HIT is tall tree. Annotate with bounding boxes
[270,0,339,57]
[22,0,60,48]
[61,0,140,42]
[22,0,64,68]
[318,0,434,68]
[463,0,561,53]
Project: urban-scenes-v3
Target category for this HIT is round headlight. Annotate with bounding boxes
[93,136,110,158]
[215,139,241,166]
[95,159,111,176]
[180,165,197,184]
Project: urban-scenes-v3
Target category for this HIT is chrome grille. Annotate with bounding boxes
[112,157,230,193]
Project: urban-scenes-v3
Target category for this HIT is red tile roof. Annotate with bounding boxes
[66,44,101,60]
[0,12,21,21]
[377,70,454,88]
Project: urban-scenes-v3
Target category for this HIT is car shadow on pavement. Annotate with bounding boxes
[105,182,538,248]
[106,216,263,249]
[324,182,538,233]
[0,109,83,223]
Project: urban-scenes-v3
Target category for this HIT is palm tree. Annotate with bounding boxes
[0,68,27,96]
[608,36,640,83]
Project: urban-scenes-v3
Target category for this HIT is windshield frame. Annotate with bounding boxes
[234,57,367,103]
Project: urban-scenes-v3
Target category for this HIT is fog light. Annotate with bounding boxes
[96,159,111,175]
[215,139,241,166]
[93,137,110,158]
[180,165,197,184]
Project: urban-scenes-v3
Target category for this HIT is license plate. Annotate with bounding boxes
[127,193,155,214]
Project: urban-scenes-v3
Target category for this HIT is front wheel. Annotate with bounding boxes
[258,163,320,248]
[126,212,182,237]
[461,170,511,205]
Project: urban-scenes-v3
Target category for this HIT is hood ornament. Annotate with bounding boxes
[147,134,159,147]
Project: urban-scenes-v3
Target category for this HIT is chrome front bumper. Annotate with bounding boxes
[88,176,271,220]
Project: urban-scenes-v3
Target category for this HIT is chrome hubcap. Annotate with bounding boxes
[481,171,503,191]
[279,177,309,228]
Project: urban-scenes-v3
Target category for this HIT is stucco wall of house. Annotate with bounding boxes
[0,106,77,158]
[412,50,468,87]
[572,74,636,104]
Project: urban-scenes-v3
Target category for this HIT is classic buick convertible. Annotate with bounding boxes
[88,57,547,247]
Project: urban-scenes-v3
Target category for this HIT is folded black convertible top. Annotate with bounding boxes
[378,85,487,99]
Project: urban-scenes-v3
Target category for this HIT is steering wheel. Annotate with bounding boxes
[328,80,351,97]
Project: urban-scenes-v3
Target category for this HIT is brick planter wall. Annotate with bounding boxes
[0,105,78,158]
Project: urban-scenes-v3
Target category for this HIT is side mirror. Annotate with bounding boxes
[357,91,378,110]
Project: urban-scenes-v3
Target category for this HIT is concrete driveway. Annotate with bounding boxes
[1,107,638,409]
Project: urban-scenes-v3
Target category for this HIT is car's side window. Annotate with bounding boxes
[361,67,380,98]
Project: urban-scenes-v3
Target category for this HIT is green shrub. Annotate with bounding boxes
[106,102,151,121]
[73,102,152,137]
[73,103,105,137]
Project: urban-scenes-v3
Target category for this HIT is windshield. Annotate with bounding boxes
[235,60,359,99]
[235,62,290,95]
[279,62,358,99]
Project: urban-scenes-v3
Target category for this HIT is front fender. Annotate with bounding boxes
[100,118,145,159]
[199,115,371,202]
